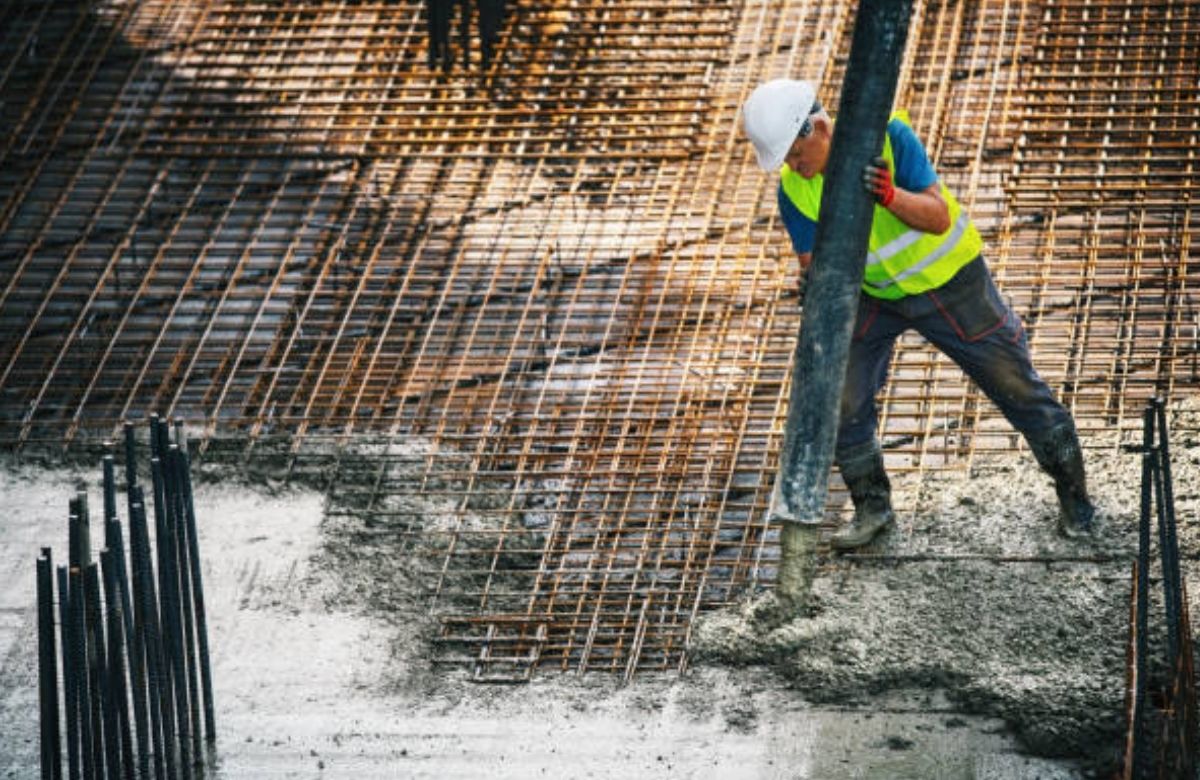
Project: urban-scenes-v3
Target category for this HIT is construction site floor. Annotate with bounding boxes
[12,422,1199,778]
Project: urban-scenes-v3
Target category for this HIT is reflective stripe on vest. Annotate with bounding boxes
[779,111,984,300]
[864,212,970,290]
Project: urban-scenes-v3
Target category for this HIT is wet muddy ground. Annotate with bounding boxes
[4,403,1198,777]
[694,401,1200,774]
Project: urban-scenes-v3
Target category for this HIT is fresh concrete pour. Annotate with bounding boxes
[695,399,1200,774]
[4,404,1198,777]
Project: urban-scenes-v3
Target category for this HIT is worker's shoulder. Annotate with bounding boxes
[885,118,929,158]
[886,116,922,143]
[885,117,938,187]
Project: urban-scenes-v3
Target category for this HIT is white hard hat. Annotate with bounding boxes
[742,79,818,172]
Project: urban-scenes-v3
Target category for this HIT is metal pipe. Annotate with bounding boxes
[770,0,914,605]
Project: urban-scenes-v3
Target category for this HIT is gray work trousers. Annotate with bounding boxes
[836,256,1073,454]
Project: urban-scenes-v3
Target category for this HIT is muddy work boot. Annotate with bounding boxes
[1028,421,1098,538]
[830,440,896,551]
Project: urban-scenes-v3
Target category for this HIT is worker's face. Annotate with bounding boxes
[783,115,831,179]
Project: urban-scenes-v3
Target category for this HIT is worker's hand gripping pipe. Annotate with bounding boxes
[768,0,914,610]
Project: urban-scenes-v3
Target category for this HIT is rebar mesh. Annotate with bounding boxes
[1,0,1197,679]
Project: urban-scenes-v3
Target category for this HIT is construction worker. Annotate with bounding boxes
[742,78,1097,549]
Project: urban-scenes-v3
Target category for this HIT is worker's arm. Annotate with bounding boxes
[883,182,951,235]
[778,185,816,288]
[863,157,951,235]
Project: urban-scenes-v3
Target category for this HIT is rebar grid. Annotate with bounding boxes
[1,0,1197,680]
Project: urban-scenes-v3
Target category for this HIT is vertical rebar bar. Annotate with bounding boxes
[152,415,170,463]
[1152,416,1179,685]
[167,445,202,764]
[85,563,116,780]
[151,453,191,778]
[68,567,95,780]
[67,499,87,572]
[1133,405,1153,777]
[129,490,170,780]
[74,492,110,780]
[149,414,161,460]
[105,511,150,779]
[67,499,88,780]
[176,443,216,743]
[103,447,150,774]
[58,566,80,780]
[37,552,62,780]
[1154,398,1183,671]
[100,549,134,780]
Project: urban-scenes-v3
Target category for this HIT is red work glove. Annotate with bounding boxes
[863,156,896,207]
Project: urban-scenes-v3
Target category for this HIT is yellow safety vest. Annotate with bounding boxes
[779,111,983,300]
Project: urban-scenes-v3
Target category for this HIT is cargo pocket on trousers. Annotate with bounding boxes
[928,257,1009,343]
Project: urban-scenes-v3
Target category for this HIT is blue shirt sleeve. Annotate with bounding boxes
[886,119,938,192]
[777,184,816,255]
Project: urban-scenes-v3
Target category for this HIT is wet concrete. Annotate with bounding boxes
[7,405,1191,777]
[693,400,1200,775]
